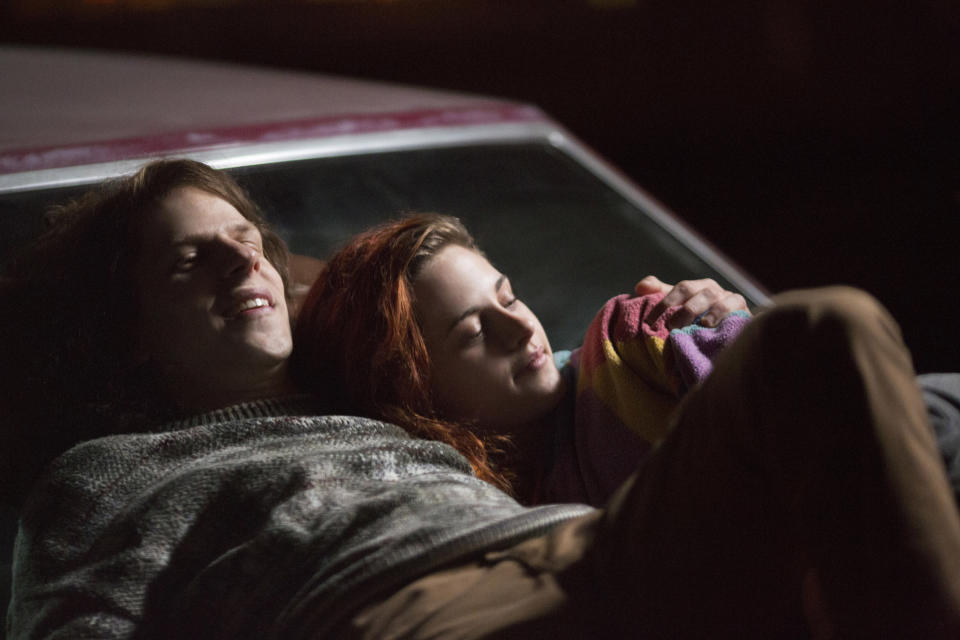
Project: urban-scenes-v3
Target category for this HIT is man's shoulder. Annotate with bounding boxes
[30,410,406,498]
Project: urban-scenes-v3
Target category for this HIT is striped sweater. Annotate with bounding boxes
[534,293,751,506]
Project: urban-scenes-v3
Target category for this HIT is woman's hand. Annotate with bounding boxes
[634,275,750,329]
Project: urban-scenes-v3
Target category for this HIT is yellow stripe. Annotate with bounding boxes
[577,336,678,443]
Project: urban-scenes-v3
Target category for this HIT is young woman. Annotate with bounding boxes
[292,213,752,504]
[290,213,960,635]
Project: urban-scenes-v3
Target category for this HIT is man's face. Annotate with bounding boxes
[134,186,292,406]
[413,244,565,433]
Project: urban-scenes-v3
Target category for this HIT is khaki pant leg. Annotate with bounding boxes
[578,286,960,639]
[342,512,602,640]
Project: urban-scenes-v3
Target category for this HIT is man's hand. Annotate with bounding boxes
[634,275,750,329]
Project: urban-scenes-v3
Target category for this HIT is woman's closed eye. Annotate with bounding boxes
[461,304,522,346]
[499,280,519,309]
[465,320,484,343]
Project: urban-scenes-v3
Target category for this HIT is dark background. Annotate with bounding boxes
[2,0,958,372]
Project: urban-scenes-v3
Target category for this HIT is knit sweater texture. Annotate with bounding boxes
[534,293,751,506]
[6,396,591,639]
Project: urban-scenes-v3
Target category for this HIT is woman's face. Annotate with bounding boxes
[413,244,565,432]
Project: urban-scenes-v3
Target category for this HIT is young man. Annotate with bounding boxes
[5,159,960,638]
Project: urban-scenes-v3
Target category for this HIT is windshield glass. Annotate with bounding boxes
[0,141,759,350]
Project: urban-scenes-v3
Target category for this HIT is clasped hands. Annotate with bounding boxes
[635,275,750,329]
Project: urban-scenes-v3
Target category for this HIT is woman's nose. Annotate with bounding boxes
[494,309,535,350]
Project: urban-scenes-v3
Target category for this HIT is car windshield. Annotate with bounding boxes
[0,141,757,350]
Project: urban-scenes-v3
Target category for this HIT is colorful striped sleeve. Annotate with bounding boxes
[575,293,751,445]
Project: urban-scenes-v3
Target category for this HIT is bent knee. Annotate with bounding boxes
[767,286,899,345]
[771,285,886,322]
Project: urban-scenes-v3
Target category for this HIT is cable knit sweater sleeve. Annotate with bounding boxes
[6,397,591,640]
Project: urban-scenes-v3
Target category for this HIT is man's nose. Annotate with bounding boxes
[220,239,260,278]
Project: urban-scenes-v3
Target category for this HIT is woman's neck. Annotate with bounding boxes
[492,413,557,504]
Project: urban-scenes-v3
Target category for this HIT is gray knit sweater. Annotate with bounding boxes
[6,396,592,639]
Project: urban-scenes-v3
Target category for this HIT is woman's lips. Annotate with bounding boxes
[516,346,548,379]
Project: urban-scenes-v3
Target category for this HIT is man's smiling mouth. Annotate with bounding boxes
[225,296,272,318]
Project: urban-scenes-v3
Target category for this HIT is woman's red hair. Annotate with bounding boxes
[292,214,513,493]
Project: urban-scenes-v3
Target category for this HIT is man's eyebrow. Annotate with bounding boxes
[445,274,507,334]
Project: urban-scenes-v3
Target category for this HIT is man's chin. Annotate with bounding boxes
[230,329,293,361]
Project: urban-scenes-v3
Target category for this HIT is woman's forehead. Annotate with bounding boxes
[414,246,504,326]
[419,245,498,290]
